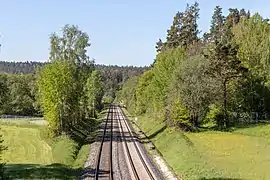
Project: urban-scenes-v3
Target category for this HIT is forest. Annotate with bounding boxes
[116,3,270,130]
[0,61,147,117]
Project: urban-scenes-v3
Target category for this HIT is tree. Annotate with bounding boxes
[50,25,94,121]
[0,44,6,180]
[232,13,270,118]
[225,8,240,28]
[38,60,77,136]
[232,13,270,81]
[170,55,220,127]
[204,28,247,128]
[166,11,184,49]
[180,2,200,47]
[157,2,200,51]
[5,74,36,115]
[38,25,92,136]
[155,39,165,53]
[84,70,104,118]
[208,6,224,42]
[0,74,8,114]
[135,70,155,114]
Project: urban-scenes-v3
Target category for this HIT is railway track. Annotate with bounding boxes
[116,105,156,180]
[94,105,114,180]
[93,104,159,180]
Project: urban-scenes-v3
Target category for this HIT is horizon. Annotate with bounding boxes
[0,0,269,66]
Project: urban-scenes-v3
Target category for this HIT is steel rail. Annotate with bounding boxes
[116,106,140,180]
[94,105,113,180]
[118,105,155,180]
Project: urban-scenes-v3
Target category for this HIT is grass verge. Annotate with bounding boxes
[126,111,270,180]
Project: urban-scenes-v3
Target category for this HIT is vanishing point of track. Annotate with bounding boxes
[94,104,157,180]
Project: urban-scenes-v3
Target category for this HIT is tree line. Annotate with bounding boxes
[117,3,270,130]
[0,61,148,115]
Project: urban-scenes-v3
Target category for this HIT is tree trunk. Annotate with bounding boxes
[223,80,228,128]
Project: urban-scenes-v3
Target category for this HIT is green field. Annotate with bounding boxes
[0,116,101,179]
[130,113,270,180]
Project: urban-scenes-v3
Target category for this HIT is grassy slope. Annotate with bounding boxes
[130,113,270,180]
[1,113,105,179]
[1,123,78,179]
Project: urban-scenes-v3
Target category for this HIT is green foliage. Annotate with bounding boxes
[158,2,200,51]
[84,70,104,118]
[72,144,90,168]
[205,104,223,126]
[233,13,270,82]
[169,55,221,127]
[116,76,139,114]
[118,5,270,132]
[52,136,78,166]
[37,60,76,136]
[0,74,8,114]
[135,70,154,114]
[102,95,114,104]
[37,25,95,136]
[6,74,37,115]
[0,127,6,179]
[167,99,191,130]
[152,47,186,115]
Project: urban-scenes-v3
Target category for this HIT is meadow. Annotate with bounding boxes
[1,115,103,179]
[129,113,270,180]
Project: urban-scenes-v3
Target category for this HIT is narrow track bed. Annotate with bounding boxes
[84,104,164,180]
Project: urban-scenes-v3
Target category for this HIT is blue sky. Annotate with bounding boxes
[0,0,269,66]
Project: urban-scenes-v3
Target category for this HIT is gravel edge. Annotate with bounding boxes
[123,108,180,180]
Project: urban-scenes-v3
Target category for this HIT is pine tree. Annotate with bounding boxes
[204,28,247,128]
[225,8,240,28]
[180,2,200,46]
[158,2,200,51]
[208,6,224,42]
[166,11,184,48]
[155,39,165,53]
[239,8,250,19]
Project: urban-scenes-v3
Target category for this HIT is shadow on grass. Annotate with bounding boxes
[140,125,167,140]
[232,121,270,130]
[5,163,82,180]
[198,120,270,133]
[68,118,100,146]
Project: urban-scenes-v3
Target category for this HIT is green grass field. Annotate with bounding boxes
[1,115,104,179]
[2,125,54,164]
[130,113,270,180]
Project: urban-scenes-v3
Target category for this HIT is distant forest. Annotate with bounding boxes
[0,60,148,98]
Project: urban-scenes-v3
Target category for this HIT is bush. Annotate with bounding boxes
[166,99,192,131]
[205,104,223,127]
[52,136,79,166]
